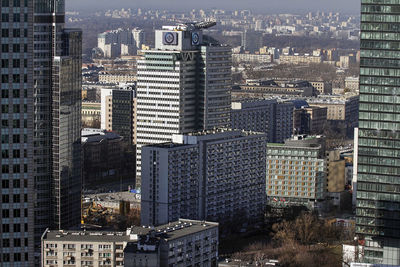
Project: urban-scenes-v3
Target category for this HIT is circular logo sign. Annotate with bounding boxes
[192,32,200,45]
[164,32,175,44]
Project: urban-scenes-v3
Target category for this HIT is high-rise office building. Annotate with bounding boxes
[136,22,231,187]
[1,0,35,265]
[356,1,400,264]
[1,0,82,264]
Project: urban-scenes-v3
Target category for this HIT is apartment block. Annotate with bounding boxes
[267,135,327,209]
[231,99,294,143]
[141,129,267,226]
[41,219,218,267]
[97,28,145,58]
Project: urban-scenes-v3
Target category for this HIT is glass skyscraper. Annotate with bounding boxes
[1,0,82,265]
[1,0,35,265]
[357,0,400,264]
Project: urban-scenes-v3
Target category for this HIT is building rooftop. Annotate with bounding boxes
[43,230,130,243]
[42,219,218,243]
[81,129,122,144]
[133,219,218,241]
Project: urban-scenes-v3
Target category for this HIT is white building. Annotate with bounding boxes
[97,28,145,58]
[41,219,218,267]
[135,22,231,187]
[141,129,267,226]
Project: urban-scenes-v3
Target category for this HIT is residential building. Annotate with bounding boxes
[100,85,136,144]
[345,76,359,92]
[231,99,294,143]
[97,28,145,58]
[232,53,272,64]
[310,81,333,94]
[81,129,135,189]
[308,94,359,137]
[293,106,328,135]
[339,55,356,69]
[41,219,218,267]
[266,135,327,209]
[279,54,322,65]
[237,80,318,97]
[136,22,231,187]
[141,129,267,226]
[275,102,295,143]
[355,1,400,264]
[98,73,136,84]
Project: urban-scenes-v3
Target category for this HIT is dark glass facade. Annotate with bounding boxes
[357,0,400,264]
[112,89,135,144]
[0,0,35,265]
[52,29,82,230]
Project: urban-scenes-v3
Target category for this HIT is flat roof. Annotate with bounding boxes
[134,219,218,241]
[43,219,218,243]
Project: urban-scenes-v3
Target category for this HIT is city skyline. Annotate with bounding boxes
[67,0,361,13]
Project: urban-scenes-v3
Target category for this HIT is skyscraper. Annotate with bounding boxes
[1,0,35,265]
[1,0,82,264]
[136,22,231,187]
[34,0,82,245]
[356,1,400,264]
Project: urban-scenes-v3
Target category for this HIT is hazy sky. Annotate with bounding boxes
[67,0,360,14]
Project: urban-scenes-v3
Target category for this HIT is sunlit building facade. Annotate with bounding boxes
[356,0,400,264]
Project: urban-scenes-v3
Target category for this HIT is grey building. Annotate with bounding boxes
[0,0,35,265]
[141,129,267,227]
[1,0,82,264]
[41,219,218,267]
[136,22,232,187]
[231,99,294,143]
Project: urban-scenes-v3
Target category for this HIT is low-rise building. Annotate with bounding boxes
[310,81,332,94]
[308,94,359,137]
[141,129,267,226]
[82,101,101,128]
[82,129,135,189]
[41,219,218,267]
[236,79,318,97]
[98,73,137,84]
[232,53,273,64]
[345,76,359,92]
[280,54,322,65]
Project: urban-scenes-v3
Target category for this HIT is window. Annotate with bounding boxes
[2,195,9,203]
[1,29,9,37]
[1,0,9,7]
